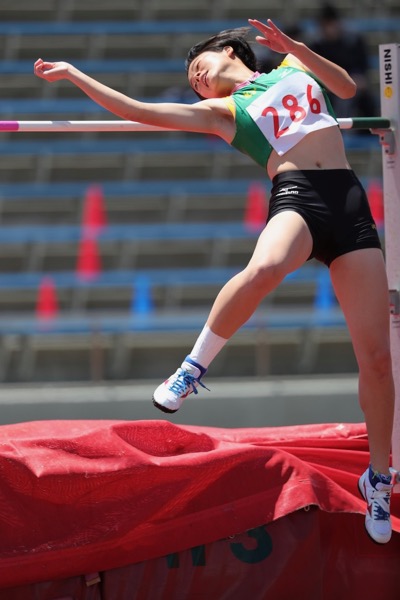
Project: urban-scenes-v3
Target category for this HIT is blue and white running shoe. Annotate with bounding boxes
[153,356,208,413]
[358,466,393,544]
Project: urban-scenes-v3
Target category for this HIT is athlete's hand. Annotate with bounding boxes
[248,19,297,54]
[34,58,72,82]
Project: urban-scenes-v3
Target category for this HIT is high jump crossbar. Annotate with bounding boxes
[0,116,393,133]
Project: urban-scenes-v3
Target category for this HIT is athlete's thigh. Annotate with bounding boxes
[329,248,390,357]
[248,210,313,274]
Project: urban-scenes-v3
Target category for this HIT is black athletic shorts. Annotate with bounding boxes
[268,169,382,267]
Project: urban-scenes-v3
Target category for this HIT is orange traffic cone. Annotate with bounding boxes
[244,181,268,232]
[76,236,101,281]
[82,183,107,236]
[36,276,58,321]
[367,179,384,229]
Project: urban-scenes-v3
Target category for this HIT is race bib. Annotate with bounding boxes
[246,71,337,156]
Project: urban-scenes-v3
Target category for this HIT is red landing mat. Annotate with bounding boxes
[0,420,398,598]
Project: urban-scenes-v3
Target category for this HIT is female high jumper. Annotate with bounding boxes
[34,18,394,544]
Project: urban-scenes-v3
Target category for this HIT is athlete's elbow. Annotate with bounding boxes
[338,78,357,99]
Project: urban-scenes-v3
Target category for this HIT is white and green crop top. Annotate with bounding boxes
[224,59,338,169]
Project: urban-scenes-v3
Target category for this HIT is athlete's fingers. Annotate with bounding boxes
[265,19,282,35]
[248,19,273,37]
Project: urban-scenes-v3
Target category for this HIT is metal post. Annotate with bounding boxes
[379,43,400,489]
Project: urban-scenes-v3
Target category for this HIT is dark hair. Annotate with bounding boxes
[185,27,257,74]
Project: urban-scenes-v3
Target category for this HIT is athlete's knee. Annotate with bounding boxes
[358,341,392,381]
[242,260,287,295]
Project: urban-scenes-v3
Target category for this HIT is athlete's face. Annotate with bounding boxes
[187,48,235,99]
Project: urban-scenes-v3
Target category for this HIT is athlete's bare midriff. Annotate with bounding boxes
[213,96,350,181]
[266,125,351,180]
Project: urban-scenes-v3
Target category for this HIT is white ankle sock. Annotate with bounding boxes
[187,325,228,369]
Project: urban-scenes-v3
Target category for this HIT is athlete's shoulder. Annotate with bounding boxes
[278,54,308,71]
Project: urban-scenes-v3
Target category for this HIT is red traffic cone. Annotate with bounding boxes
[76,236,101,281]
[82,183,107,236]
[36,276,58,321]
[367,179,384,228]
[244,181,268,232]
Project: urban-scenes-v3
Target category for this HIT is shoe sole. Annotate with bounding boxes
[357,475,391,545]
[152,398,178,414]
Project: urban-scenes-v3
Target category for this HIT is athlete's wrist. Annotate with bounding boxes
[67,64,82,82]
[290,41,308,59]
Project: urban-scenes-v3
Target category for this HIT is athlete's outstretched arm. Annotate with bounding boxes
[248,18,357,99]
[33,59,227,136]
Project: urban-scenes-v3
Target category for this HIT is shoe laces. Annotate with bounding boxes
[169,369,209,396]
[369,485,391,521]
